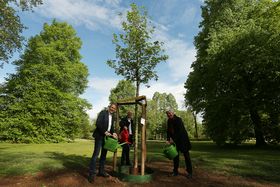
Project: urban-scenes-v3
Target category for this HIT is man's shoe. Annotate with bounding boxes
[168,172,178,177]
[97,172,110,177]
[186,173,192,179]
[87,175,95,183]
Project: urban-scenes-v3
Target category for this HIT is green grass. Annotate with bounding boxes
[0,140,279,184]
[148,140,280,183]
[192,141,280,182]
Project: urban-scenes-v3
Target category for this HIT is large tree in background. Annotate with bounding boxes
[0,20,91,143]
[109,79,136,118]
[185,0,280,146]
[0,0,43,67]
[107,3,168,169]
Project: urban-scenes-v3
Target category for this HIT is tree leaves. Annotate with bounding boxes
[0,20,91,143]
[185,0,280,145]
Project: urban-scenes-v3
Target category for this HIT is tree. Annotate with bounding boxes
[0,0,43,67]
[185,0,280,146]
[109,79,136,117]
[147,92,177,139]
[0,20,91,143]
[176,110,197,139]
[107,3,168,170]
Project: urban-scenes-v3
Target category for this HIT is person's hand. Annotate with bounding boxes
[105,131,111,136]
[166,139,174,144]
[112,133,118,139]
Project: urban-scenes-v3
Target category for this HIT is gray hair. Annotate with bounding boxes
[165,107,174,113]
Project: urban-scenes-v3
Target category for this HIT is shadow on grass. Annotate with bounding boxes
[40,152,90,179]
[0,151,91,178]
[190,142,280,183]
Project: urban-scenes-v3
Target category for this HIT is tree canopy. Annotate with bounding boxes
[185,0,280,145]
[109,79,136,117]
[0,20,91,143]
[0,0,43,67]
[147,92,178,139]
[107,3,168,95]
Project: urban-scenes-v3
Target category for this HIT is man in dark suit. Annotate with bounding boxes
[119,111,134,144]
[88,103,117,183]
[166,108,193,179]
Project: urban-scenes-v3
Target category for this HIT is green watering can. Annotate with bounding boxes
[163,143,178,160]
[104,136,127,152]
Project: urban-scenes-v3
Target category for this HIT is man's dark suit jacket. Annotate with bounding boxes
[92,109,115,141]
[167,114,191,152]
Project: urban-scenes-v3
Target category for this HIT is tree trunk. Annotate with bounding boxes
[132,81,140,174]
[249,109,266,147]
[192,112,198,139]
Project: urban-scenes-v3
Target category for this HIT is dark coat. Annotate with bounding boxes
[92,109,116,140]
[167,114,191,152]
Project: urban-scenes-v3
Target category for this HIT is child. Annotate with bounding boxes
[119,126,131,166]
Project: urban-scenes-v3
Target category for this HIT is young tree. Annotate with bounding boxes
[0,20,91,143]
[0,0,43,67]
[107,3,168,170]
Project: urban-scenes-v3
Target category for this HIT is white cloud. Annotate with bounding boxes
[180,6,197,24]
[154,26,196,81]
[35,0,125,31]
[140,81,186,109]
[35,0,197,81]
[88,77,119,93]
[84,76,120,119]
[86,96,109,120]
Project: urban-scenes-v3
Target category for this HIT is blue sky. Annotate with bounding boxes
[0,0,204,119]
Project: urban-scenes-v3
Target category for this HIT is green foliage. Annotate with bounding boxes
[0,20,91,143]
[0,0,43,66]
[107,3,168,93]
[176,110,205,139]
[185,0,280,145]
[147,92,178,139]
[109,79,136,116]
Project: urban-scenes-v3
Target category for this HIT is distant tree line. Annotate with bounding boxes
[108,80,205,140]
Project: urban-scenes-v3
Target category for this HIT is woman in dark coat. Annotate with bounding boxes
[166,108,192,178]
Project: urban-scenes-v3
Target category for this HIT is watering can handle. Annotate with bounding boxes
[163,142,176,149]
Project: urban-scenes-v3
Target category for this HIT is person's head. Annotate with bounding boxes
[127,111,132,118]
[108,103,117,114]
[123,125,128,130]
[166,108,175,119]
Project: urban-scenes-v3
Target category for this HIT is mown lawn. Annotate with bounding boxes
[0,140,279,183]
[146,140,280,183]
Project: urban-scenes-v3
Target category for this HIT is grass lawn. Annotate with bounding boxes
[0,140,279,183]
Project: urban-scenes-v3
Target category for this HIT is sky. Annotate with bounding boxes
[0,0,204,119]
